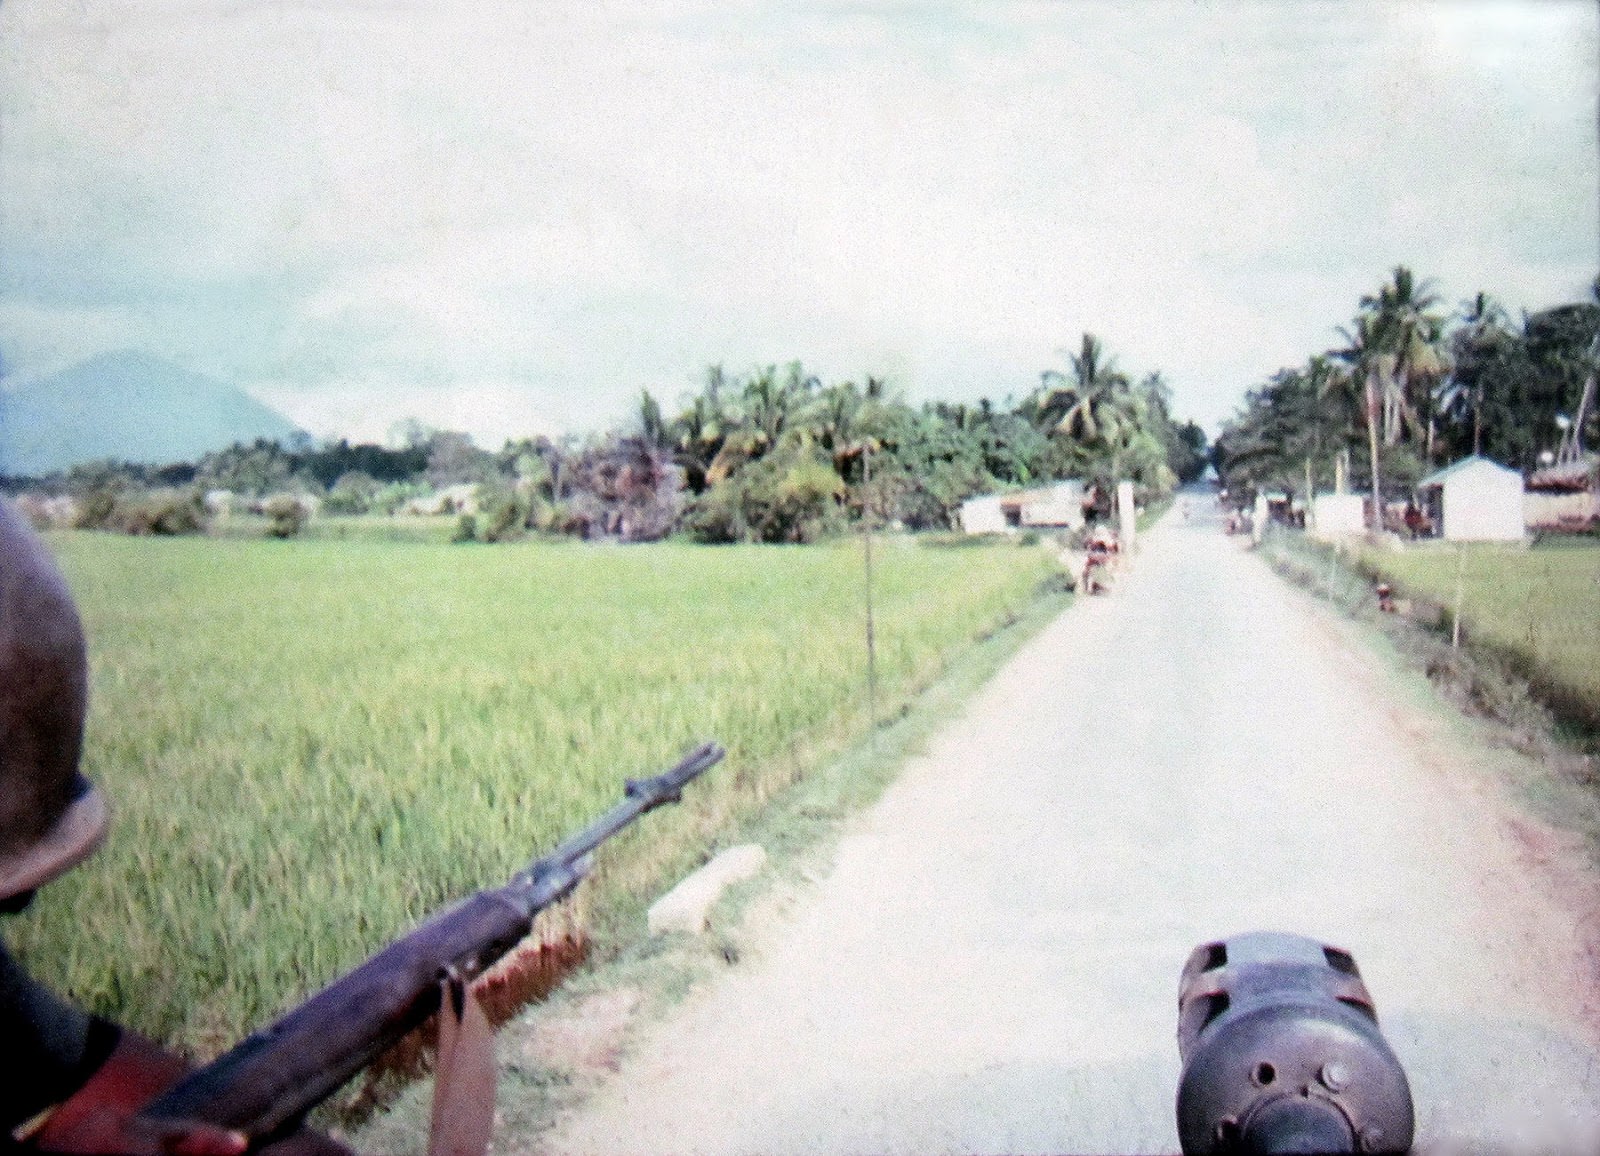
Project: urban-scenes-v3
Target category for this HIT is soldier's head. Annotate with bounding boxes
[0,499,107,910]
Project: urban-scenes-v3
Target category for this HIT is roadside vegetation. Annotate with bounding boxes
[1212,268,1599,524]
[1260,531,1600,755]
[1207,260,1599,744]
[7,532,1060,1059]
[1353,540,1600,736]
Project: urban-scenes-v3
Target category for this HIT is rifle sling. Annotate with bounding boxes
[428,975,495,1156]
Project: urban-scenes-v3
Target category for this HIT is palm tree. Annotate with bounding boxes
[1360,266,1449,451]
[1334,313,1389,529]
[1440,293,1510,458]
[1338,268,1448,527]
[671,365,733,492]
[1036,333,1131,441]
[814,380,875,477]
[638,389,668,450]
[704,362,823,485]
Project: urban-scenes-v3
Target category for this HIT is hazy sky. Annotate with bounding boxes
[1,1,1595,445]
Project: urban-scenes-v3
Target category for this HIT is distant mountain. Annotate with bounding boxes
[0,351,304,476]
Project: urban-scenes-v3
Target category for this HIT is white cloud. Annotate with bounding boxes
[252,378,564,450]
[1,0,1595,439]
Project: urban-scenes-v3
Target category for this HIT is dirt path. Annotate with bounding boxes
[537,504,1600,1156]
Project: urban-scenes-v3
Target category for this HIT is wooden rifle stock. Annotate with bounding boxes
[136,741,724,1144]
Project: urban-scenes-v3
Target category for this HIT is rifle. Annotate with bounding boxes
[135,741,725,1148]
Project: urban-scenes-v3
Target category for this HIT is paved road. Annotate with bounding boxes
[543,503,1600,1155]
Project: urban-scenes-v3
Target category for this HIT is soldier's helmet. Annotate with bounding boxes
[0,499,108,902]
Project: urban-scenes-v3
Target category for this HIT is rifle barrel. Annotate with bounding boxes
[517,740,725,893]
[138,742,723,1140]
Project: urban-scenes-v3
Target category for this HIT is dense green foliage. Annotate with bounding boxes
[9,533,1059,1056]
[654,344,1205,542]
[1214,268,1600,507]
[8,337,1207,542]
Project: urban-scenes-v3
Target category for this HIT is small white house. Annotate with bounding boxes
[957,481,1085,534]
[957,494,1009,534]
[1017,480,1086,529]
[1416,455,1525,542]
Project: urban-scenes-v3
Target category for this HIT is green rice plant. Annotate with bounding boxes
[9,534,1057,1057]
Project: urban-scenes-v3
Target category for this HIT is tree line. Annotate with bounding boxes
[11,337,1207,542]
[1214,267,1600,521]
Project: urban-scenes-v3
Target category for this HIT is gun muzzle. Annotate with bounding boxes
[1175,932,1413,1155]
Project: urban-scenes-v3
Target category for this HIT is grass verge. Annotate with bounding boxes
[1349,538,1600,736]
[1137,495,1174,534]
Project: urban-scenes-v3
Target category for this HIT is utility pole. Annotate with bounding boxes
[862,440,877,747]
[1367,370,1384,531]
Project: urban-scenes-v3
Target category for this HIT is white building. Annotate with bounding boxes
[1416,456,1525,542]
[956,494,1009,534]
[957,481,1086,534]
[1017,480,1086,529]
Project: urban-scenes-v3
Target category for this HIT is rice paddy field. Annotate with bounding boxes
[1355,539,1600,732]
[9,532,1060,1058]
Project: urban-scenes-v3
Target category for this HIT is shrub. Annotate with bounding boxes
[140,491,208,536]
[478,487,529,543]
[565,438,679,542]
[679,479,747,543]
[682,450,844,544]
[323,471,380,516]
[74,489,118,530]
[451,513,478,544]
[542,499,583,536]
[80,488,209,536]
[262,495,309,539]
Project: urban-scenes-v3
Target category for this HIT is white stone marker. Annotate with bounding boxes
[647,844,768,936]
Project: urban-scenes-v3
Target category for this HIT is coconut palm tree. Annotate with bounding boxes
[1334,313,1389,529]
[1440,292,1511,458]
[1359,266,1449,451]
[814,380,864,474]
[671,365,733,492]
[1036,333,1131,441]
[703,362,822,485]
[1336,268,1448,527]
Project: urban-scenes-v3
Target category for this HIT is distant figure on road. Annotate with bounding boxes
[1079,526,1120,594]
